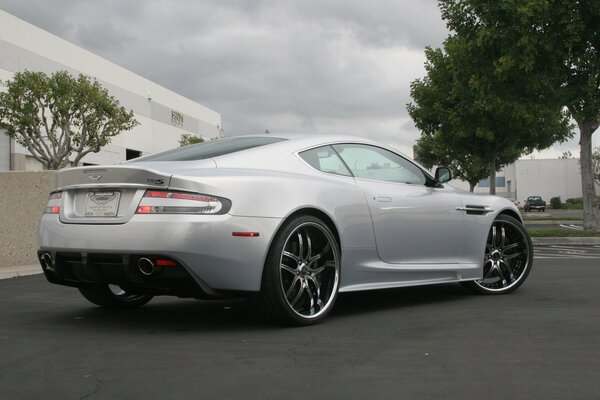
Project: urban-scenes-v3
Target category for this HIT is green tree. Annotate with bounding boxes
[559,151,574,159]
[415,133,489,192]
[0,71,138,170]
[408,37,572,194]
[179,133,204,147]
[439,0,600,229]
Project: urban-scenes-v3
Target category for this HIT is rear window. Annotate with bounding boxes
[130,136,287,162]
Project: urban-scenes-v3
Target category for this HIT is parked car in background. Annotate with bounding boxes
[524,196,546,212]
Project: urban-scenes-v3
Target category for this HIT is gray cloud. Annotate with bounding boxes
[0,0,448,153]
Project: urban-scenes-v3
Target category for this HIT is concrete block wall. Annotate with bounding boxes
[0,171,54,266]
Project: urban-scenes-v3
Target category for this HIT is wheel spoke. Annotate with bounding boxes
[306,234,313,261]
[309,243,331,263]
[499,260,515,281]
[285,275,301,298]
[305,282,315,312]
[283,250,300,263]
[311,260,336,275]
[281,263,297,275]
[289,280,305,307]
[500,226,506,248]
[503,242,519,252]
[483,261,496,279]
[306,275,322,301]
[491,225,497,247]
[495,263,508,287]
[504,250,527,260]
[297,233,304,261]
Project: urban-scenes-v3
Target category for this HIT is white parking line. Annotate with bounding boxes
[558,224,584,230]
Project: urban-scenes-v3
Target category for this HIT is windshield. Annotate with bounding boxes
[130,136,287,162]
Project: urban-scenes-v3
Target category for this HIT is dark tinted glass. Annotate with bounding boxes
[130,137,287,162]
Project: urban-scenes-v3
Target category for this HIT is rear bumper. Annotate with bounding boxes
[38,214,283,292]
[38,250,218,297]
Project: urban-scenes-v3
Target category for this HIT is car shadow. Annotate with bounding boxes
[38,283,472,332]
[331,283,471,319]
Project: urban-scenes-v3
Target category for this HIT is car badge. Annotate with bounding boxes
[88,174,102,181]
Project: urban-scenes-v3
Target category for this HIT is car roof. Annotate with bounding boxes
[232,133,405,155]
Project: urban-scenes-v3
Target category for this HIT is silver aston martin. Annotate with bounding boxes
[38,134,533,325]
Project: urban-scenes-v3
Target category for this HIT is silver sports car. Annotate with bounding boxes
[38,134,533,325]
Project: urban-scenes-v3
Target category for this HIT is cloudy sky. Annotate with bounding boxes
[0,0,586,157]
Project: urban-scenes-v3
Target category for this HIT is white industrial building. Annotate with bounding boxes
[450,158,594,204]
[0,10,221,171]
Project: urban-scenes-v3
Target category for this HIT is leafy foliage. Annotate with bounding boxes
[414,133,488,192]
[0,71,138,170]
[407,34,572,194]
[179,134,205,147]
[438,0,600,229]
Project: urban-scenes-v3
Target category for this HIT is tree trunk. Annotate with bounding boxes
[489,149,497,195]
[578,120,600,231]
[469,182,476,192]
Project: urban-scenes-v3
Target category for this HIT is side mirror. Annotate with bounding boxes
[435,167,452,183]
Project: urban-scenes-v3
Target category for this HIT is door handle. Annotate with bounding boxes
[375,196,392,202]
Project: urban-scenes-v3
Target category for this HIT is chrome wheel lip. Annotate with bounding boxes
[474,219,531,292]
[279,221,340,320]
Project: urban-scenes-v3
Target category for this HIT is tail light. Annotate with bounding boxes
[43,192,62,214]
[136,190,231,215]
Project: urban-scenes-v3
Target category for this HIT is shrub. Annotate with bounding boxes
[550,196,562,209]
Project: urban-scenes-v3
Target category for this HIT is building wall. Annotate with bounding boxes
[449,158,590,204]
[0,10,220,170]
[0,171,55,266]
[515,158,582,203]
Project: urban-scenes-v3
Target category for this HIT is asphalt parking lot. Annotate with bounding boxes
[1,248,599,400]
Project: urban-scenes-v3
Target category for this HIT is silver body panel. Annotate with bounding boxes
[39,134,521,293]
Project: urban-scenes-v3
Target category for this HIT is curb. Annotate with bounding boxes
[532,237,600,246]
[0,265,42,280]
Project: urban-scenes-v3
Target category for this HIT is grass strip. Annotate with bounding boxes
[522,216,582,221]
[528,229,600,237]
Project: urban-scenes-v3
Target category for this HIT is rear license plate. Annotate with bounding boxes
[84,191,121,217]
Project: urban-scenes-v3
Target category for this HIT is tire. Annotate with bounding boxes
[78,284,153,309]
[462,214,533,295]
[541,208,545,212]
[255,215,341,325]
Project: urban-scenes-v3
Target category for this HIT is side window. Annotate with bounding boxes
[299,146,352,177]
[332,144,426,185]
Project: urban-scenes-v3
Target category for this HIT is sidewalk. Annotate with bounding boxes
[2,236,599,281]
[0,264,42,280]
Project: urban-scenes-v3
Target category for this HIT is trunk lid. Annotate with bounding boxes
[54,161,215,224]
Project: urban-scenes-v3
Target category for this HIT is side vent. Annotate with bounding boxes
[456,205,494,215]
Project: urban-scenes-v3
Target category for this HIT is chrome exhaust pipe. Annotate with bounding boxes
[137,257,156,276]
[41,253,54,271]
